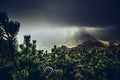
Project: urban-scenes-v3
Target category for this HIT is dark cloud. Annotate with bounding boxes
[74,29,97,42]
[92,29,120,41]
[71,28,120,44]
[0,0,120,27]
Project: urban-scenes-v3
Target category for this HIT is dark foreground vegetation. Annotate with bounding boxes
[0,12,120,80]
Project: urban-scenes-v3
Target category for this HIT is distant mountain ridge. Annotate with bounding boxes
[56,39,120,53]
[57,39,120,51]
[80,39,120,47]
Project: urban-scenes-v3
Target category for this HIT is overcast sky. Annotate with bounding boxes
[0,0,120,50]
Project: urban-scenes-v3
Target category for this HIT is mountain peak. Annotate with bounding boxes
[80,39,120,48]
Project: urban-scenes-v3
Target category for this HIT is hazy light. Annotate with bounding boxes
[17,22,80,50]
[17,22,100,51]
